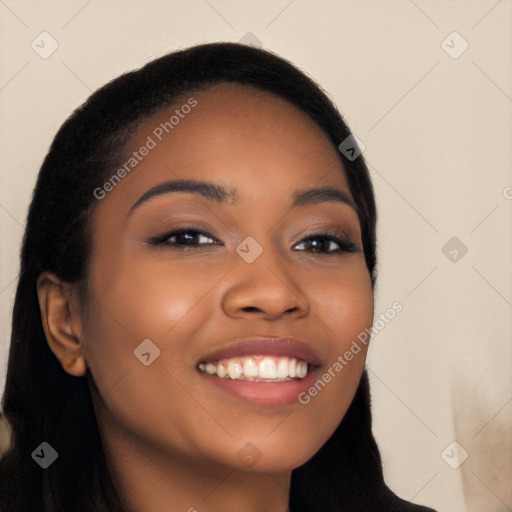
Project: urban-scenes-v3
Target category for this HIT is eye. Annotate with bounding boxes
[149,226,359,255]
[293,229,358,255]
[149,227,221,249]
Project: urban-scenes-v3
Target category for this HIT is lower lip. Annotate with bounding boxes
[197,367,320,407]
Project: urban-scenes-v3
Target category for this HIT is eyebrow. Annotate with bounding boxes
[128,179,357,216]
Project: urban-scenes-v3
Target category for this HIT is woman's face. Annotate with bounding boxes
[80,83,374,473]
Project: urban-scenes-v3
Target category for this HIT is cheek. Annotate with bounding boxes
[298,261,373,415]
[312,258,374,347]
[81,255,209,386]
[83,252,212,347]
[80,259,221,455]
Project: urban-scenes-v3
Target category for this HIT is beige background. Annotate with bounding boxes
[1,1,511,511]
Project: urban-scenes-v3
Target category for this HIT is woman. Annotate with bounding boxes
[0,42,437,512]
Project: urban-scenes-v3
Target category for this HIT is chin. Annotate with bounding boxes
[222,441,322,474]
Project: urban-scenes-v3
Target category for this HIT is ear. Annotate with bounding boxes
[0,414,14,459]
[36,271,87,377]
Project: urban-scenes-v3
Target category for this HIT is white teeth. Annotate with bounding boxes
[288,358,297,378]
[198,355,310,382]
[296,360,308,378]
[258,358,277,379]
[277,358,289,379]
[227,360,242,379]
[243,358,259,378]
[217,363,227,378]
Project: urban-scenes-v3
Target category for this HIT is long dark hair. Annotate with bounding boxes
[0,42,434,511]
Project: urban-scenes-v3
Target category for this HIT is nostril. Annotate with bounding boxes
[242,307,259,312]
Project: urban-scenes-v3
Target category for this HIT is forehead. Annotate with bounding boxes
[99,82,352,212]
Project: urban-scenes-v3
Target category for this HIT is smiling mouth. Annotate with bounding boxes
[197,355,311,382]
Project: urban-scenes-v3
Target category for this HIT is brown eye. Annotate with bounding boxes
[149,227,221,249]
[293,230,358,255]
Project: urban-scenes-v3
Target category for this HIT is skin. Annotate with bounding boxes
[36,83,374,512]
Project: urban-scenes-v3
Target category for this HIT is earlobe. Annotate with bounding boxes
[36,271,87,377]
[62,353,87,377]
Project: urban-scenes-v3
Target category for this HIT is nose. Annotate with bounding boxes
[221,250,310,321]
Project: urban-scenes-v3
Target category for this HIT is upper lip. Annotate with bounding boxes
[197,336,323,367]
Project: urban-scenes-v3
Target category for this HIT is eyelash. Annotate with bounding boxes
[148,225,358,255]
